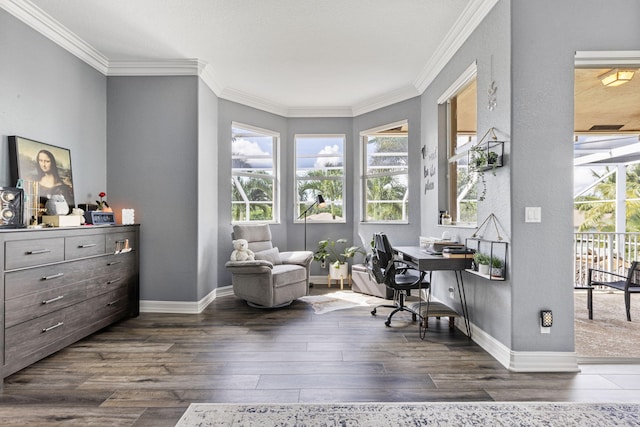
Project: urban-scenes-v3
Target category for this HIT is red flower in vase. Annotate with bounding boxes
[96,192,110,211]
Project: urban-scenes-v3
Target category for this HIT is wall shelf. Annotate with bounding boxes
[465,237,508,281]
[469,140,504,172]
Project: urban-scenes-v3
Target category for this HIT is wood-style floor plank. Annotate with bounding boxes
[0,284,638,426]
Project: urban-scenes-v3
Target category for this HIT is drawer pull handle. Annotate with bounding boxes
[79,243,97,248]
[106,299,122,307]
[42,295,64,305]
[42,273,64,281]
[28,249,51,255]
[107,261,122,266]
[42,322,64,333]
[107,278,121,285]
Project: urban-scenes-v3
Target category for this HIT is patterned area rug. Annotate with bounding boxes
[176,402,640,426]
[298,291,381,314]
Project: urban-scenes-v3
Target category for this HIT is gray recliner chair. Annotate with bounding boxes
[225,224,313,308]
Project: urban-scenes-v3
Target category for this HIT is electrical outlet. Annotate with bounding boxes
[449,287,455,299]
[321,260,326,269]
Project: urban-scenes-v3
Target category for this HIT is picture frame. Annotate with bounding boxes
[8,136,75,207]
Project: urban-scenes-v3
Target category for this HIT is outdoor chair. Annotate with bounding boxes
[587,260,640,321]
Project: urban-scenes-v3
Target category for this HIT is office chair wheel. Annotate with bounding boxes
[371,308,377,316]
[385,320,391,327]
[412,313,417,321]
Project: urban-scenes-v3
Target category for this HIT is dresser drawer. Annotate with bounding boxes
[5,238,65,270]
[5,282,88,328]
[4,302,89,365]
[85,253,137,297]
[4,256,111,300]
[88,286,131,323]
[106,231,137,254]
[65,234,106,259]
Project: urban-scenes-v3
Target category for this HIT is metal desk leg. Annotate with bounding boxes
[455,271,472,338]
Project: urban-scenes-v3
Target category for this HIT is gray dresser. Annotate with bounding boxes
[0,225,139,385]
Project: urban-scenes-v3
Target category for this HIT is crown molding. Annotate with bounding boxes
[0,0,109,73]
[108,59,203,76]
[575,50,640,67]
[352,85,420,117]
[219,87,289,117]
[413,0,499,94]
[287,106,355,118]
[3,0,498,118]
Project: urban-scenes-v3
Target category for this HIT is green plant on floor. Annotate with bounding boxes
[313,238,365,269]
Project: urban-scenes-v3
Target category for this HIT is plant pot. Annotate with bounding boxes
[491,267,503,278]
[478,264,490,275]
[329,263,349,280]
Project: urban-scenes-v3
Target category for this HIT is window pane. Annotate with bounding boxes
[362,124,409,222]
[232,124,277,222]
[295,135,345,222]
[365,175,408,221]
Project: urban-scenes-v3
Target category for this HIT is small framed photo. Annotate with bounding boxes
[8,136,75,207]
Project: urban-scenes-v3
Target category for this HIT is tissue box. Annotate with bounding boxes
[41,215,81,227]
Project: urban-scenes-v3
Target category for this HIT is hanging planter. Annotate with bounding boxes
[468,128,505,201]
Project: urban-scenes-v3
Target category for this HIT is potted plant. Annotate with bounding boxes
[490,256,504,278]
[473,252,491,275]
[469,144,500,202]
[314,238,365,280]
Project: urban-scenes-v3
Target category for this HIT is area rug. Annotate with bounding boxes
[298,291,380,314]
[175,402,640,426]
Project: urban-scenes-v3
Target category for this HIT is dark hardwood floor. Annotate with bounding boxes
[1,284,639,426]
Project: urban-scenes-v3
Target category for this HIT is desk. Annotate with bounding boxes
[394,246,473,337]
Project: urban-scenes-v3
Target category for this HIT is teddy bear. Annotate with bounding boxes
[230,239,255,261]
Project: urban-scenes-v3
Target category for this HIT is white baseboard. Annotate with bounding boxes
[140,286,232,314]
[467,319,579,372]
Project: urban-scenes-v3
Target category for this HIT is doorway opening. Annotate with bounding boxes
[573,52,640,360]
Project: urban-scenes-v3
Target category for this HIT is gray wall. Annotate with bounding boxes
[197,81,219,300]
[0,9,106,202]
[509,0,640,351]
[107,76,199,301]
[420,0,513,346]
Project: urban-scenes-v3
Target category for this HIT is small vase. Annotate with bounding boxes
[478,264,490,275]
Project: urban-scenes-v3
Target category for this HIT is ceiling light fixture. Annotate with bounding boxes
[599,68,635,87]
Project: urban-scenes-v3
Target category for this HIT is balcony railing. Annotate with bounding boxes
[574,232,640,286]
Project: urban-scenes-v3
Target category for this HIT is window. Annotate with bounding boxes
[361,121,409,222]
[295,134,345,222]
[440,64,477,225]
[231,123,278,223]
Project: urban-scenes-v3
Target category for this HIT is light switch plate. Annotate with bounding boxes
[525,207,542,223]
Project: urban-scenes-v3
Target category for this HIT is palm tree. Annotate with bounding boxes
[575,165,640,232]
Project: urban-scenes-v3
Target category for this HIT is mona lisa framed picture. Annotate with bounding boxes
[8,136,75,207]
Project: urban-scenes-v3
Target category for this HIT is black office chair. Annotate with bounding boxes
[368,232,430,327]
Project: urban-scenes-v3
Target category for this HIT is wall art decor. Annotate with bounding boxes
[8,136,75,207]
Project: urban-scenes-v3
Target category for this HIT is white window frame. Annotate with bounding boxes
[360,120,409,223]
[294,134,346,223]
[439,62,478,226]
[231,121,280,224]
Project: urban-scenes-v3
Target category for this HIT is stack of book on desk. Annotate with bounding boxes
[420,237,465,255]
[442,246,476,259]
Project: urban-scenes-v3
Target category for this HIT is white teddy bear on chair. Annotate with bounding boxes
[230,239,255,262]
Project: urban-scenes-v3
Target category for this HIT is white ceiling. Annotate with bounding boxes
[4,0,498,117]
